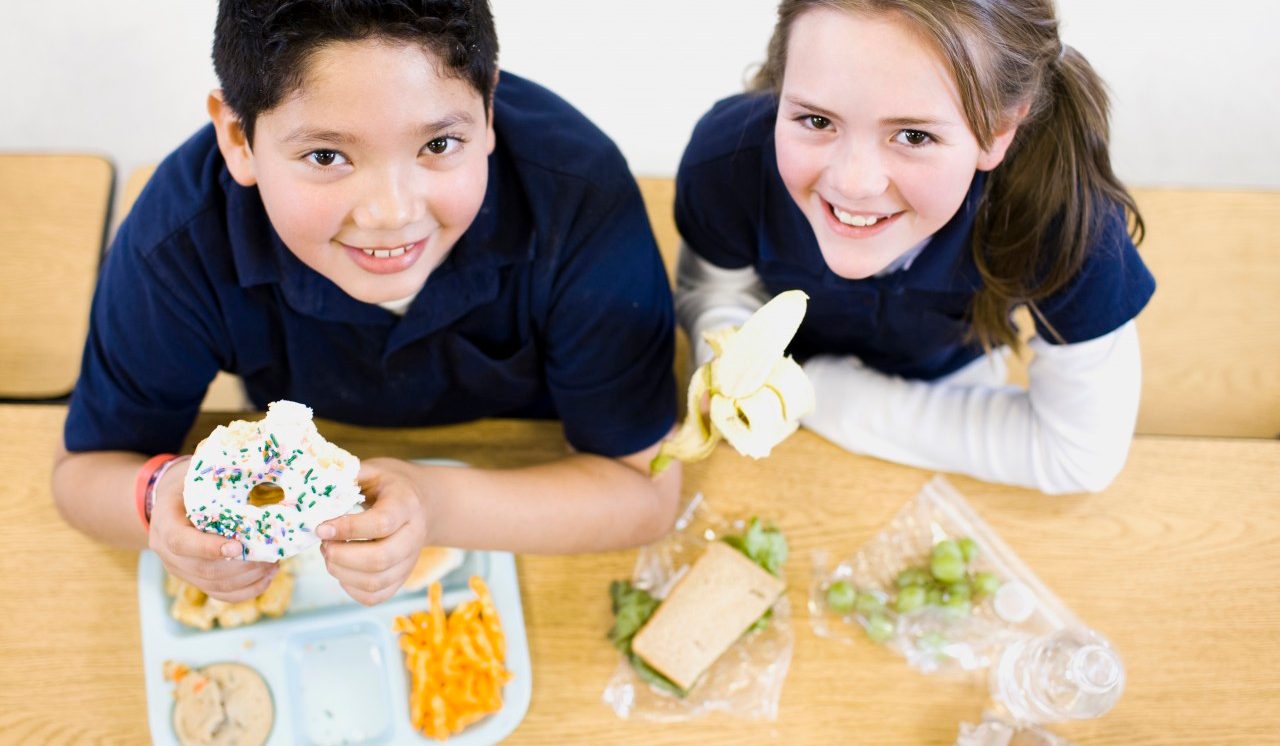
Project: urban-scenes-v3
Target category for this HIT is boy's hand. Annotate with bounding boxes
[316,458,432,606]
[148,460,277,602]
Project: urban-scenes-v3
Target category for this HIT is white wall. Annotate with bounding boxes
[3,0,1277,211]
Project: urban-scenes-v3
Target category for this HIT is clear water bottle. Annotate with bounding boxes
[990,627,1125,724]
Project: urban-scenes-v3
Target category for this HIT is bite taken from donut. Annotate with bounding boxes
[184,400,362,562]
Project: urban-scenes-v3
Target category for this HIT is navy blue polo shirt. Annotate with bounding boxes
[676,93,1156,380]
[66,73,675,457]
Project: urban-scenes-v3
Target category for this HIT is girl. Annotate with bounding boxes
[675,0,1155,493]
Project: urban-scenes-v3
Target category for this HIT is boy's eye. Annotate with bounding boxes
[307,150,348,167]
[803,115,831,130]
[894,129,934,147]
[423,137,458,155]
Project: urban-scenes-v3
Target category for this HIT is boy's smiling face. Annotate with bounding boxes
[212,39,495,304]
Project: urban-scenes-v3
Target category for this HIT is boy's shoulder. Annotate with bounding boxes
[121,125,229,254]
[681,91,778,170]
[493,72,630,189]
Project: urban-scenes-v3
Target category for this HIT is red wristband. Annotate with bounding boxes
[135,454,178,532]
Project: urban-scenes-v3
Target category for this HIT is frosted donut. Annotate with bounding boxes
[184,400,362,562]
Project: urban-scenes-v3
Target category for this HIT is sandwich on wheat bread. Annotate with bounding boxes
[630,541,786,691]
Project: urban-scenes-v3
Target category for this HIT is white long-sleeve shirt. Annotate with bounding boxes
[675,245,1142,494]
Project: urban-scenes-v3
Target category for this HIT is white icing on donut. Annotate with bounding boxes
[184,400,362,562]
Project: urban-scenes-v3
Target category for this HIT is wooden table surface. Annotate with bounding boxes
[1,403,1277,744]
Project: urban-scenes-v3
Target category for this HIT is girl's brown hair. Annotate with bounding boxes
[754,0,1144,350]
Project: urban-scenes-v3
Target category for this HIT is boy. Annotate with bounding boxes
[52,0,680,606]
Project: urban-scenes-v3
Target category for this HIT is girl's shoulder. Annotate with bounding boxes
[1031,199,1156,345]
[681,92,778,170]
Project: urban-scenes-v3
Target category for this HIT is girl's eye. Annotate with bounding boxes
[307,150,348,167]
[803,115,832,131]
[424,137,458,156]
[895,129,934,147]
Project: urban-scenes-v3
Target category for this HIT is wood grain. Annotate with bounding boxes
[0,155,113,398]
[2,404,1277,744]
[1128,188,1280,437]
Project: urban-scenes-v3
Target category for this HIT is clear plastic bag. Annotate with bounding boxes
[602,493,794,721]
[810,476,1078,674]
[955,712,1077,746]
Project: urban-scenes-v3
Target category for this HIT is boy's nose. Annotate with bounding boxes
[352,169,424,230]
[828,143,890,201]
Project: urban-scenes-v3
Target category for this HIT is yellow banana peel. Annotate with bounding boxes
[651,290,814,475]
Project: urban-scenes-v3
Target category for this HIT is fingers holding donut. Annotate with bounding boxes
[325,550,418,606]
[318,458,431,605]
[149,458,276,602]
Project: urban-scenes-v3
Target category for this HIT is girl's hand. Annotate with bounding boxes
[148,460,277,602]
[315,458,433,606]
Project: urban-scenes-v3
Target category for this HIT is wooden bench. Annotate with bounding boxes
[0,154,114,399]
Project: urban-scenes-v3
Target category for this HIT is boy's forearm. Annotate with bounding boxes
[416,453,682,554]
[52,446,150,549]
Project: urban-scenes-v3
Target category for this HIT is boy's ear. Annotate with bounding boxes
[485,69,500,156]
[977,101,1032,172]
[207,90,257,187]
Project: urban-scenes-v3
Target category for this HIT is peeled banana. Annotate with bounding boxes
[651,290,815,475]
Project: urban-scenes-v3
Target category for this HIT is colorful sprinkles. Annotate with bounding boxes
[183,401,361,563]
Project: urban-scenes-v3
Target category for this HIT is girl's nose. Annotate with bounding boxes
[828,142,890,202]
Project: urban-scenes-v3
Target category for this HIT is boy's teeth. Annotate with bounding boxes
[360,244,410,258]
[833,207,882,227]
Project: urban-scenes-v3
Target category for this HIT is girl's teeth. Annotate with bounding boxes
[833,207,883,227]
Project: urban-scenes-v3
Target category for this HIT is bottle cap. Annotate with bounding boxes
[993,581,1036,623]
[1073,644,1123,693]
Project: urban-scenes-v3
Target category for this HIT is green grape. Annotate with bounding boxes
[825,580,857,613]
[865,614,894,644]
[895,566,930,588]
[854,591,885,617]
[932,539,962,562]
[941,596,972,619]
[945,581,971,601]
[958,537,980,564]
[927,586,945,606]
[973,571,1001,599]
[894,585,927,614]
[931,553,966,583]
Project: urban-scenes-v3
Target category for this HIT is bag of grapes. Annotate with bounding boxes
[809,476,1080,674]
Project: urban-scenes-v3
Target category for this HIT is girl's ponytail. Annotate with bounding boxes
[971,44,1145,349]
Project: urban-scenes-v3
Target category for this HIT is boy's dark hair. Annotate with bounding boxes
[213,0,498,144]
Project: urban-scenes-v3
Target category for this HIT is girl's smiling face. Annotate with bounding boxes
[213,38,495,304]
[774,9,1014,279]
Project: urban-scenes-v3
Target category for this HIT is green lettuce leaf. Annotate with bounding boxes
[606,520,788,697]
[606,580,687,697]
[724,517,788,577]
